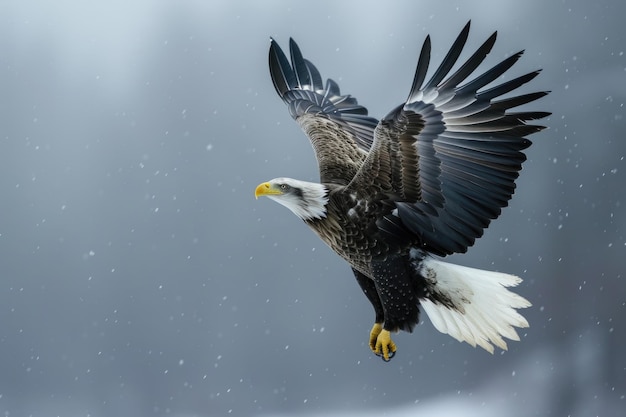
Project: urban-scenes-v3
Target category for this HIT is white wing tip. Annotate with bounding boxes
[419,258,531,353]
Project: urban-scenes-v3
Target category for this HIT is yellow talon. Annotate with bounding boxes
[368,323,397,361]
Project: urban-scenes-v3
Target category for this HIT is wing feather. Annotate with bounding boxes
[269,38,379,184]
[420,22,470,91]
[348,21,550,255]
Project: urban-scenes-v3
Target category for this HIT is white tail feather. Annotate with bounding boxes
[419,257,531,353]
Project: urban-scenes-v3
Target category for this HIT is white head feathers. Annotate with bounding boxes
[258,178,328,221]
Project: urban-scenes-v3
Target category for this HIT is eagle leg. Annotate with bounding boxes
[352,268,385,322]
[369,323,397,361]
[352,268,404,362]
[353,268,395,360]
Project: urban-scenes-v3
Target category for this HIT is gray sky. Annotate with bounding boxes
[0,1,625,416]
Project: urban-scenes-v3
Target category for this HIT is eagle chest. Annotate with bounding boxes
[307,193,384,273]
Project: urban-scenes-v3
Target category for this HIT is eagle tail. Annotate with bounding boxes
[418,257,531,353]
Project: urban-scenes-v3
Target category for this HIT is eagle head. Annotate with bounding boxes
[255,178,328,221]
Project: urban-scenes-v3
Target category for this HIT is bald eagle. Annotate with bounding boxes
[255,22,549,361]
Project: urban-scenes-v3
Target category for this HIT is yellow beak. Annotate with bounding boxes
[255,182,282,199]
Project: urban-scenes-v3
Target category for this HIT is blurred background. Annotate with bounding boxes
[0,1,624,416]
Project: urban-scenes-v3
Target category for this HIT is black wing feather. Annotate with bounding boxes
[436,31,497,92]
[420,21,470,91]
[269,38,379,184]
[348,21,550,256]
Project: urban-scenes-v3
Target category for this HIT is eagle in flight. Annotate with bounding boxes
[255,22,549,361]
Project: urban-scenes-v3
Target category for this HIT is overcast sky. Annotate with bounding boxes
[0,1,624,416]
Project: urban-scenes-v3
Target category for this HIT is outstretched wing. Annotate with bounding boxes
[349,21,550,256]
[269,38,379,185]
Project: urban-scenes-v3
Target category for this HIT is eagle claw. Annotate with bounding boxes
[376,349,396,362]
[369,323,397,362]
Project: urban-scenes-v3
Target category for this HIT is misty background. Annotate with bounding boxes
[0,1,624,416]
